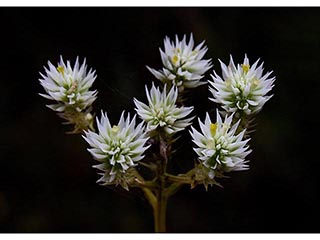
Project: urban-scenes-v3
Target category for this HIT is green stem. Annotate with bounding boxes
[140,134,199,232]
[142,187,156,210]
[166,168,196,196]
[155,188,168,233]
[153,134,169,233]
[165,173,193,183]
[142,187,165,232]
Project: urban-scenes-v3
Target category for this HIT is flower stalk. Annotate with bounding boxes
[154,135,169,232]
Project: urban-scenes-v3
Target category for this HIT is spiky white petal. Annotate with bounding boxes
[134,83,194,135]
[147,34,212,91]
[39,56,97,112]
[83,111,149,185]
[190,110,251,178]
[209,54,275,115]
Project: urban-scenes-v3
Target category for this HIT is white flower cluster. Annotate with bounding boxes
[209,54,275,115]
[39,34,275,191]
[147,34,212,92]
[134,84,194,135]
[83,112,149,185]
[39,56,97,113]
[190,111,251,178]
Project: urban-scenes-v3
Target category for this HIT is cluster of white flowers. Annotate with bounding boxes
[39,56,97,113]
[147,34,212,92]
[190,111,251,179]
[83,112,149,185]
[39,34,275,189]
[134,84,194,135]
[209,54,275,115]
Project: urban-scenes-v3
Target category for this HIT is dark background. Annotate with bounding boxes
[0,7,319,233]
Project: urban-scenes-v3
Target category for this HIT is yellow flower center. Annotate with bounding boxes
[112,125,120,134]
[241,64,250,73]
[210,123,217,136]
[172,55,179,65]
[57,65,65,75]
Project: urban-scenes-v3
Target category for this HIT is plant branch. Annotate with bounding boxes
[141,187,157,210]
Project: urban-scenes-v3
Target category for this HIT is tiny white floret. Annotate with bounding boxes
[190,110,251,178]
[83,111,149,185]
[147,33,212,92]
[134,83,194,135]
[39,56,97,113]
[209,54,275,115]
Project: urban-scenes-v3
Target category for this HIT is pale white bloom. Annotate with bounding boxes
[147,34,212,92]
[83,111,149,185]
[209,54,275,115]
[134,84,194,135]
[39,56,97,112]
[190,111,251,179]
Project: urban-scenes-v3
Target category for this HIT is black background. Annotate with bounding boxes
[0,7,319,233]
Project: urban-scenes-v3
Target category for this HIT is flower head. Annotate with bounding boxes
[190,111,251,179]
[147,34,212,92]
[39,56,97,113]
[134,83,194,135]
[83,111,149,186]
[209,54,275,115]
